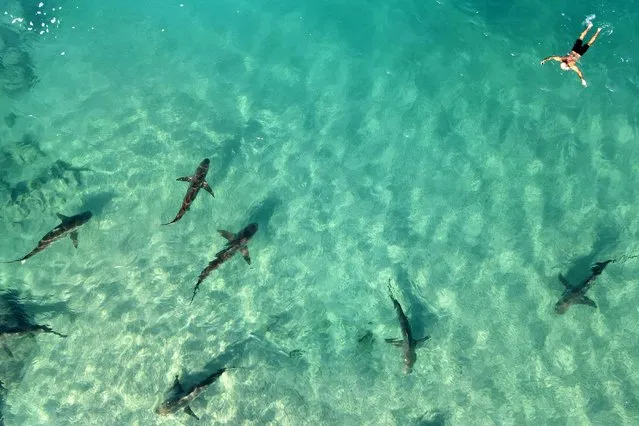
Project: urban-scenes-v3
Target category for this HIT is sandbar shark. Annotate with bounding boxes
[385,281,430,374]
[3,212,92,263]
[555,259,614,314]
[190,223,258,303]
[156,368,227,420]
[163,158,214,225]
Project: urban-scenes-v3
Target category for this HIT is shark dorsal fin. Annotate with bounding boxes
[171,375,184,394]
[184,405,199,420]
[218,230,235,241]
[56,213,70,222]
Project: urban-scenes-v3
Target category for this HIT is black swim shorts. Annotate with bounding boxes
[572,39,589,55]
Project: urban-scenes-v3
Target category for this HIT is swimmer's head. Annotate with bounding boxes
[560,62,570,70]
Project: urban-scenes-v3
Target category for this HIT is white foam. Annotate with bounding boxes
[583,14,596,26]
[601,22,614,36]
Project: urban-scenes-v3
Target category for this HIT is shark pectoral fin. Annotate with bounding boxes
[415,336,431,347]
[218,230,235,241]
[70,231,79,248]
[385,338,403,347]
[241,247,251,264]
[56,213,70,222]
[577,296,597,308]
[558,274,570,288]
[202,180,214,197]
[184,405,199,420]
[177,176,192,182]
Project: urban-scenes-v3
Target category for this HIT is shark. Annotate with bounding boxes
[3,211,92,263]
[0,323,67,357]
[163,158,214,225]
[0,323,67,339]
[156,368,227,420]
[8,160,91,202]
[555,259,614,314]
[190,223,258,303]
[385,281,430,374]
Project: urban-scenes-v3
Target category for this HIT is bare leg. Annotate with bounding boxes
[587,28,602,46]
[578,21,593,40]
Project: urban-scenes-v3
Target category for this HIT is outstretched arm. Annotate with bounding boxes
[570,64,587,87]
[541,55,562,65]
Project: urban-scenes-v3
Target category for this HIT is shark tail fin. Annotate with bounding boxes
[4,250,35,263]
[162,216,180,226]
[40,324,67,337]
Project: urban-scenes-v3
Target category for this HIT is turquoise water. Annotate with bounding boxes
[1,0,639,424]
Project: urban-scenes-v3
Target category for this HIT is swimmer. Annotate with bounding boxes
[541,21,602,87]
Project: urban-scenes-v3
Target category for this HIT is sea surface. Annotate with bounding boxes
[1,0,639,425]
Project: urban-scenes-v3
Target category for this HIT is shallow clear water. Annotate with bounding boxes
[1,0,638,424]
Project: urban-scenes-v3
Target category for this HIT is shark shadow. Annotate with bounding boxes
[9,160,91,202]
[392,264,439,340]
[0,289,69,353]
[209,134,242,185]
[79,191,116,217]
[245,194,281,238]
[0,24,38,96]
[0,288,70,405]
[0,133,47,186]
[6,289,77,323]
[553,221,621,314]
[557,221,620,293]
[157,343,252,421]
[414,410,448,426]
